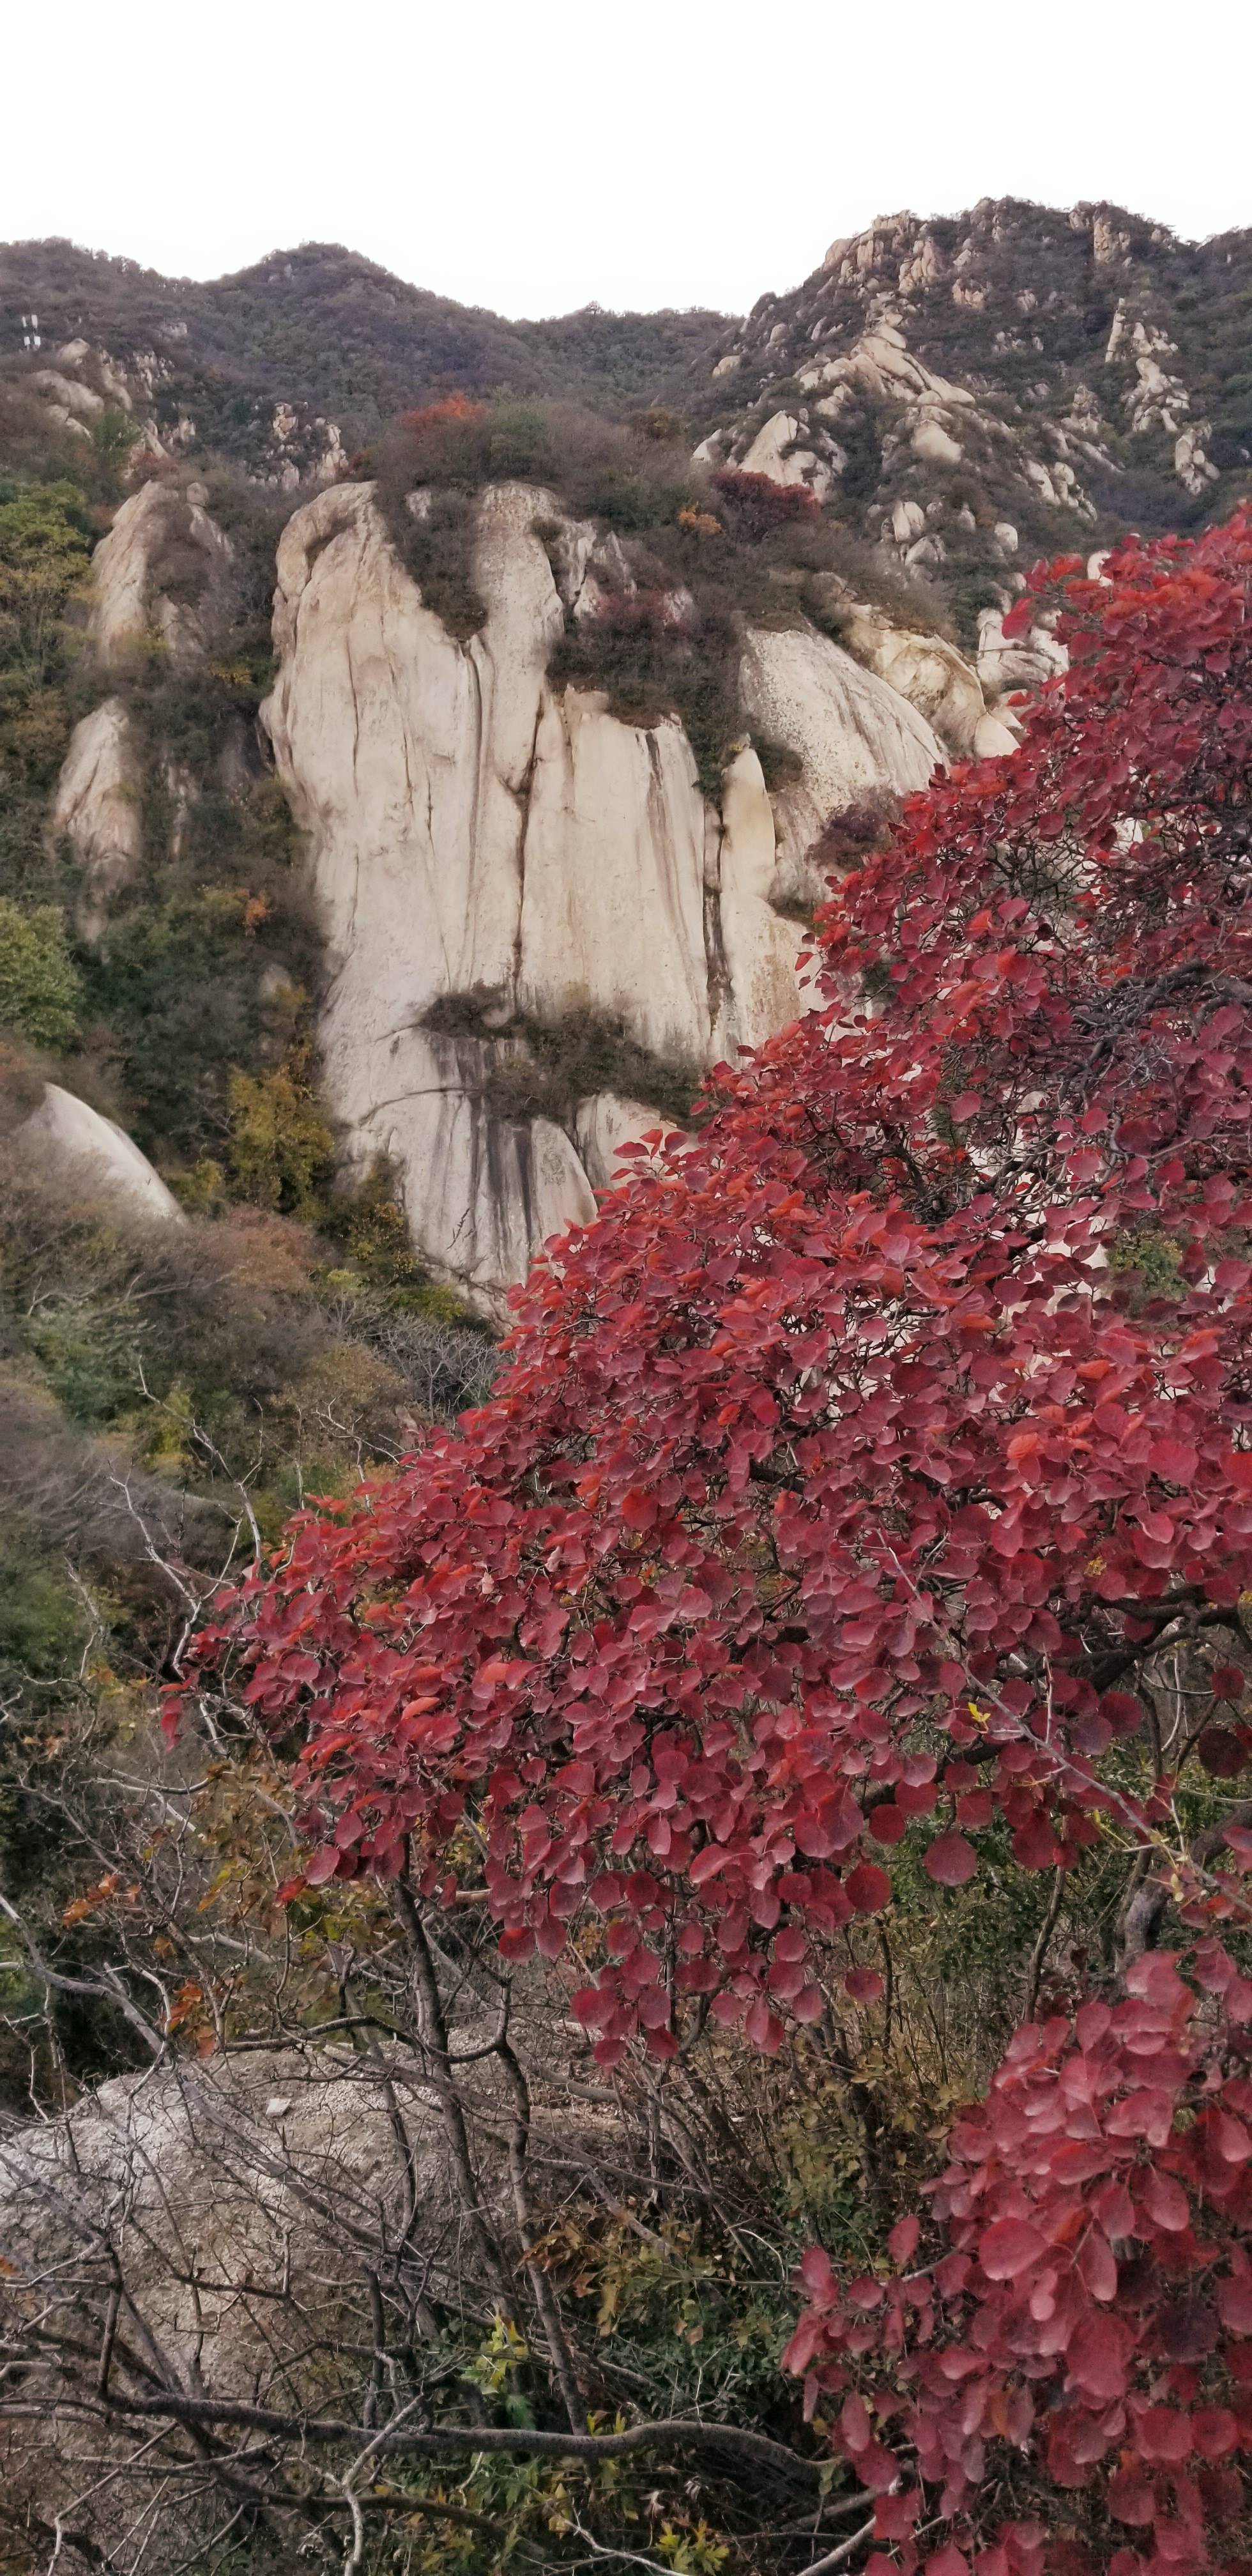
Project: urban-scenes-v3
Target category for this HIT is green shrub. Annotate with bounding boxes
[227,1062,335,1218]
[487,402,560,481]
[550,591,743,796]
[0,897,80,1048]
[0,1533,86,1677]
[88,406,141,467]
[0,476,96,901]
[425,996,700,1127]
[0,477,94,579]
[388,486,485,638]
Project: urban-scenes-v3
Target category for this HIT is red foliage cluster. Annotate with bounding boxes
[397,395,486,434]
[590,585,694,639]
[711,464,822,535]
[180,509,1252,2563]
[788,1945,1252,2573]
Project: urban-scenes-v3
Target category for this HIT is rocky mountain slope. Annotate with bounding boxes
[692,198,1252,655]
[3,197,1249,1318]
[1,238,724,480]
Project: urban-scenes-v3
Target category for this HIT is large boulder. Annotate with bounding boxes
[49,695,144,939]
[738,622,943,904]
[262,482,1004,1306]
[830,597,1018,760]
[88,475,234,667]
[16,1086,183,1224]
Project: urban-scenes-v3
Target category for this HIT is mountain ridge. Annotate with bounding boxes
[0,236,728,457]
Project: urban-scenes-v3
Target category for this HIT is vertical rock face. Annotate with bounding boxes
[51,477,235,935]
[263,480,947,1311]
[50,698,142,942]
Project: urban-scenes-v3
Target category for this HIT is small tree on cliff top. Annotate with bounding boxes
[184,510,1252,2573]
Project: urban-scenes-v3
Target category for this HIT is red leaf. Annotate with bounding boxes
[1141,2167,1189,2232]
[979,2218,1044,2280]
[1199,1726,1248,1779]
[867,1803,907,1844]
[1136,2405,1191,2464]
[1108,2469,1155,2526]
[1210,1663,1247,1701]
[1149,1438,1198,1483]
[844,1966,886,2003]
[799,2245,835,2298]
[845,1863,892,1915]
[1216,2270,1252,2333]
[303,1846,341,1886]
[1191,2406,1237,2460]
[745,1996,784,2053]
[841,2391,872,2453]
[1078,2228,1118,2302]
[1067,2312,1131,2400]
[924,1831,977,1887]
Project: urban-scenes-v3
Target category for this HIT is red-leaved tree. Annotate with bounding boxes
[181,509,1252,2572]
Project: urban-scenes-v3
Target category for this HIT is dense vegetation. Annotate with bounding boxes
[0,371,498,2115]
[1,239,725,464]
[374,396,947,793]
[3,508,1250,2576]
[3,204,1252,2576]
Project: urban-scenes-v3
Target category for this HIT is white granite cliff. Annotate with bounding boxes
[261,479,950,1312]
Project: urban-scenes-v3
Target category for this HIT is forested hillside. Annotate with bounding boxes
[1,238,725,464]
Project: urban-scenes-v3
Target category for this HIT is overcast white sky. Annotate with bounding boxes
[4,0,1249,320]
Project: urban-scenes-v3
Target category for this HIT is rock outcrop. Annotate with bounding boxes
[692,198,1252,696]
[49,696,143,940]
[262,481,948,1310]
[87,475,234,666]
[16,1085,185,1223]
[738,622,942,903]
[826,597,1019,760]
[50,475,235,933]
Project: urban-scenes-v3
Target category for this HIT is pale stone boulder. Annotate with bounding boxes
[973,710,1021,759]
[715,747,808,1048]
[890,498,926,544]
[739,623,943,902]
[88,477,234,666]
[261,480,1007,1305]
[832,601,1004,760]
[51,341,133,410]
[30,367,103,425]
[337,1028,599,1314]
[50,697,143,939]
[977,606,1067,701]
[1175,424,1219,494]
[263,482,604,1307]
[266,479,533,1016]
[912,416,963,467]
[740,412,828,494]
[17,1087,183,1224]
[262,480,808,1307]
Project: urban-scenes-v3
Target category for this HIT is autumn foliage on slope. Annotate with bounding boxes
[184,509,1252,2569]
